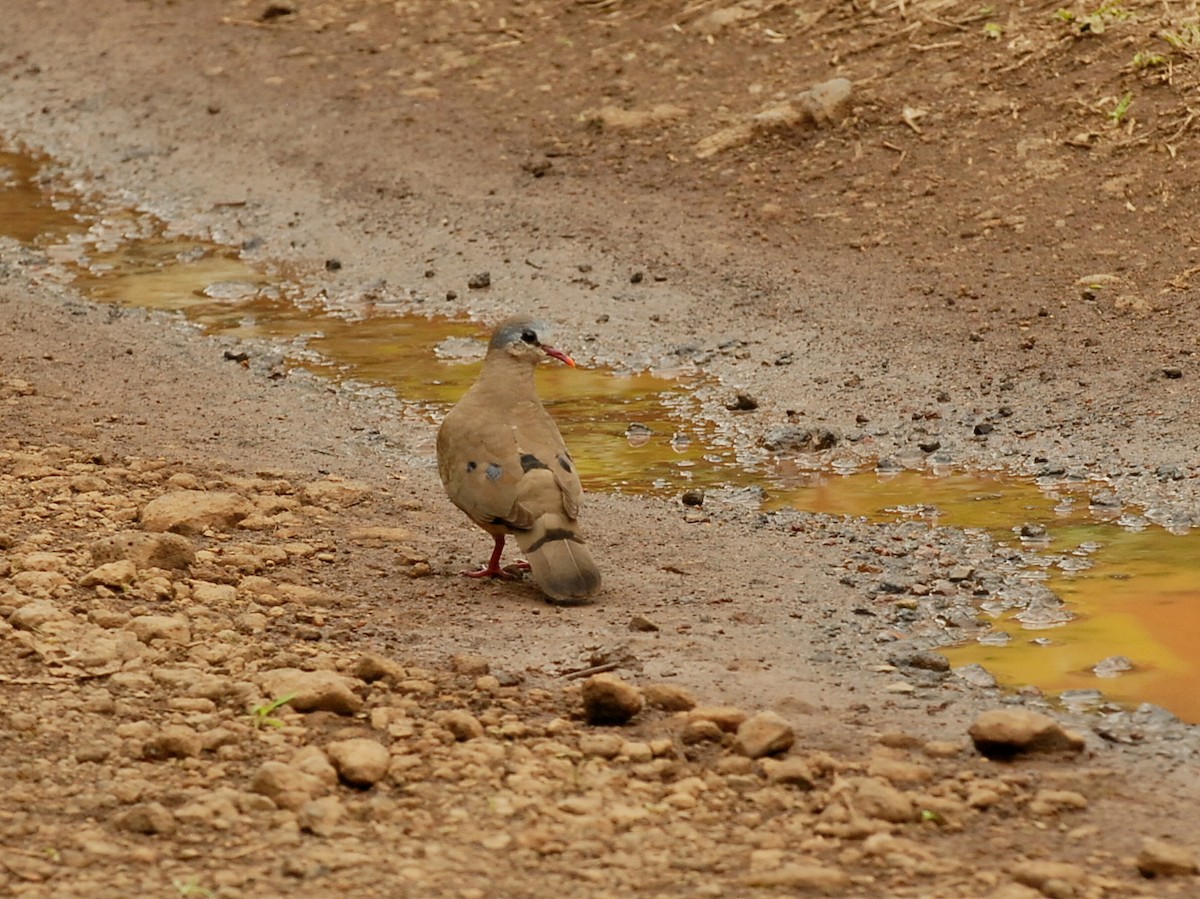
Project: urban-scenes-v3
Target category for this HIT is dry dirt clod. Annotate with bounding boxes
[968,709,1086,759]
[326,738,391,787]
[733,711,795,759]
[1137,837,1199,877]
[580,673,644,725]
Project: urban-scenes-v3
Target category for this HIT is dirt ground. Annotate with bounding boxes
[2,0,1200,896]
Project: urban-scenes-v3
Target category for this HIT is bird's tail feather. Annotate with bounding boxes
[514,516,601,604]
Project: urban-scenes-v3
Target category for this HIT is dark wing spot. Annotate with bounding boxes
[520,453,550,473]
[556,453,573,473]
[466,461,477,472]
[527,527,581,553]
[485,463,503,481]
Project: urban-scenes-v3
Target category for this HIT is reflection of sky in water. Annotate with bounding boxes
[5,145,1199,724]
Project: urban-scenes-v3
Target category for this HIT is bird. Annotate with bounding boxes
[436,315,602,604]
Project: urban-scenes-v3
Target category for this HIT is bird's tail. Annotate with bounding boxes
[513,514,601,604]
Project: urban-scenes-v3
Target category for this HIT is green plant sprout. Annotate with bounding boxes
[1108,92,1134,124]
[983,22,1003,39]
[1161,21,1200,56]
[1131,50,1168,69]
[252,692,298,728]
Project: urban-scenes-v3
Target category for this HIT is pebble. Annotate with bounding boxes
[968,709,1086,759]
[687,705,747,731]
[1136,837,1199,877]
[579,733,625,759]
[126,614,191,644]
[326,738,391,787]
[580,673,644,725]
[140,490,253,534]
[10,599,68,630]
[79,559,137,589]
[111,802,177,836]
[257,667,365,715]
[435,709,485,741]
[644,683,697,711]
[142,724,204,760]
[89,531,195,570]
[733,711,795,759]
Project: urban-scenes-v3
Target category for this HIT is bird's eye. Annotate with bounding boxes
[520,329,538,344]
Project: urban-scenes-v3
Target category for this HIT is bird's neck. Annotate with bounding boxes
[477,351,537,398]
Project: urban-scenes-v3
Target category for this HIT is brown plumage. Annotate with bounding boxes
[436,315,601,604]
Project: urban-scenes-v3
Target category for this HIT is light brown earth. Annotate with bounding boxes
[2,0,1200,896]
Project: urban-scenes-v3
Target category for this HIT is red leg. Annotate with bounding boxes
[463,534,519,579]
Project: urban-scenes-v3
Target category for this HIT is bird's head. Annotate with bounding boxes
[489,315,576,367]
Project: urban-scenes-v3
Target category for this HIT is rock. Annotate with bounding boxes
[745,863,851,891]
[449,653,490,676]
[80,559,137,589]
[467,271,491,289]
[300,478,372,508]
[628,615,660,632]
[1028,789,1088,816]
[581,673,644,725]
[1092,655,1134,678]
[760,756,816,789]
[761,426,839,453]
[726,391,758,411]
[644,683,697,712]
[142,724,203,760]
[968,709,1086,759]
[299,795,345,836]
[435,709,484,741]
[687,706,747,732]
[126,614,191,644]
[250,759,331,810]
[326,738,391,787]
[1137,837,1199,877]
[351,652,406,682]
[681,719,726,745]
[141,490,253,534]
[849,776,917,823]
[257,667,365,715]
[112,802,177,836]
[733,711,795,759]
[1011,860,1087,892]
[579,733,625,759]
[10,599,68,630]
[89,532,195,570]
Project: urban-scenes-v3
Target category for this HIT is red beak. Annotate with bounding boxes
[540,345,576,367]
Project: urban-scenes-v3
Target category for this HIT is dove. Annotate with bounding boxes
[436,315,601,604]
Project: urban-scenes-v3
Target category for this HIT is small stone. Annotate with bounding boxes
[449,653,491,676]
[80,559,138,589]
[628,615,660,633]
[1028,789,1089,816]
[579,733,625,759]
[299,795,344,836]
[734,711,795,759]
[581,673,644,725]
[112,802,177,836]
[1137,837,1199,877]
[1019,523,1048,539]
[10,599,68,630]
[257,668,365,715]
[141,490,253,534]
[126,615,191,644]
[680,489,705,507]
[351,652,406,682]
[644,683,697,712]
[300,479,372,508]
[90,532,195,570]
[726,391,758,411]
[1092,655,1134,678]
[680,717,724,745]
[760,756,816,788]
[250,760,330,809]
[968,709,1086,759]
[142,724,203,760]
[1162,367,1183,379]
[435,709,484,741]
[1012,860,1086,892]
[849,776,916,823]
[467,271,491,289]
[745,863,850,891]
[326,738,391,787]
[687,705,746,731]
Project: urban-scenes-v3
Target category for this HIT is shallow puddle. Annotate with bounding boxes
[3,142,1199,723]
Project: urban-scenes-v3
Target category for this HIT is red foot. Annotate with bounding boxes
[460,535,528,580]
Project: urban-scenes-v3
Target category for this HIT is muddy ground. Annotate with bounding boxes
[2,0,1200,896]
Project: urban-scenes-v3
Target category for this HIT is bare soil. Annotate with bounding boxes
[2,1,1200,896]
